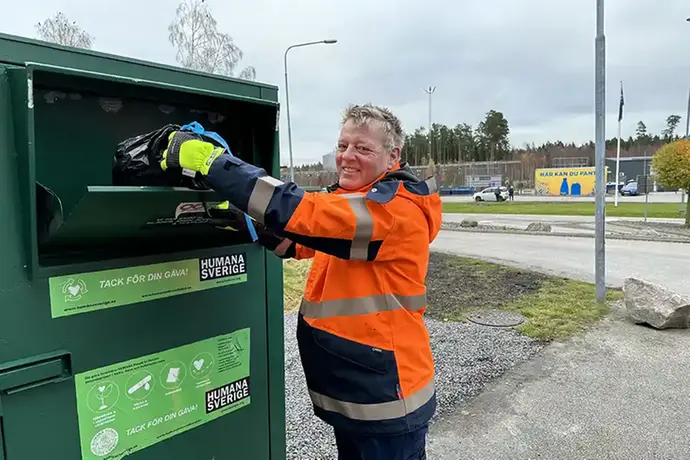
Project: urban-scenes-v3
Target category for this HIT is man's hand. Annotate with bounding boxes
[160,131,224,175]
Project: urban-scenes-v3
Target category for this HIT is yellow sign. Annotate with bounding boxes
[534,167,608,196]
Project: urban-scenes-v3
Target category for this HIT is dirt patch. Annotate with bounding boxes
[425,252,546,321]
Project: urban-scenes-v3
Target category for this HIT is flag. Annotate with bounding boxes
[618,81,625,122]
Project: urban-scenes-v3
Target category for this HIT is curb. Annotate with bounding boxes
[440,226,690,244]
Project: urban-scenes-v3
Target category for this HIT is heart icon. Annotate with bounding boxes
[193,359,204,371]
[68,285,81,296]
[98,386,106,392]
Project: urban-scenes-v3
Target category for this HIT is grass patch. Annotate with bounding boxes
[442,201,684,218]
[283,259,312,313]
[502,279,623,340]
[427,252,621,340]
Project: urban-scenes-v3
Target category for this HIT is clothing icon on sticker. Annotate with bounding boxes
[159,361,187,390]
[166,368,180,383]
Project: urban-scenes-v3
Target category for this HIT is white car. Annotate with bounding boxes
[472,186,509,202]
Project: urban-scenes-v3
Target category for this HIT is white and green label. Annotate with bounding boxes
[49,253,248,318]
[75,328,251,459]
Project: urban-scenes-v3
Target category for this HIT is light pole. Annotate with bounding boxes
[283,39,338,183]
[423,86,436,163]
[594,0,606,303]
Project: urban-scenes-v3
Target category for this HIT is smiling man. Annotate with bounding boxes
[160,103,442,459]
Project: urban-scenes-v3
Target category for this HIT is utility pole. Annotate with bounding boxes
[424,86,436,163]
[594,0,607,303]
[283,39,338,183]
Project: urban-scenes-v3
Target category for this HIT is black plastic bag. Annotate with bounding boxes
[111,124,209,190]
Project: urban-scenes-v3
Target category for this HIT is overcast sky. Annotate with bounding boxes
[2,0,689,165]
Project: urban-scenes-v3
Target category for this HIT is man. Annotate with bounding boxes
[160,103,442,459]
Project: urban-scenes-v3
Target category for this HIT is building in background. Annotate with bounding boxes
[604,156,653,183]
[466,175,503,189]
[322,150,336,172]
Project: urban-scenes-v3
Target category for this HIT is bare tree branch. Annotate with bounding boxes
[35,12,94,49]
[168,0,256,80]
[238,67,256,80]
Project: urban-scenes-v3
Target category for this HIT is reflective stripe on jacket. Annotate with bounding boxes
[205,155,442,435]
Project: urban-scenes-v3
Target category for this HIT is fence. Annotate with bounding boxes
[284,160,540,189]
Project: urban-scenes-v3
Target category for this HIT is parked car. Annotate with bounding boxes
[619,181,638,196]
[472,186,509,202]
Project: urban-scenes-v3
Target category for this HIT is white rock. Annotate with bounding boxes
[623,278,690,329]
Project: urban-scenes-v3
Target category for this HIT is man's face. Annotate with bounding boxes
[336,120,399,190]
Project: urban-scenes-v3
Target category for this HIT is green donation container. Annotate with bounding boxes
[0,33,285,459]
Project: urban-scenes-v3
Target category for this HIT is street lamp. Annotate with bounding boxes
[283,39,338,183]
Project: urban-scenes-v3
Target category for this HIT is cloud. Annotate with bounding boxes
[2,0,689,165]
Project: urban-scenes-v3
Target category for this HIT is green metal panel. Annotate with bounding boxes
[265,113,286,458]
[0,36,285,460]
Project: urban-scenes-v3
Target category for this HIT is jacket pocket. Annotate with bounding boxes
[297,316,400,404]
[312,327,392,374]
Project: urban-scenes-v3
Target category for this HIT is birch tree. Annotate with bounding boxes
[168,0,255,80]
[35,12,94,49]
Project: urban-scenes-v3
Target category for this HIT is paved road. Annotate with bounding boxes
[430,230,690,294]
[442,191,687,203]
[428,303,690,460]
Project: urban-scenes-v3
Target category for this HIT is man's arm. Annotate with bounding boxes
[204,153,395,261]
[254,222,315,260]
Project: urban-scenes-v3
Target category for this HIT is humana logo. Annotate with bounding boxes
[61,278,88,302]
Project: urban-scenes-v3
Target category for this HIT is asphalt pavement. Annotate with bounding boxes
[427,302,690,460]
[428,231,690,459]
[431,230,690,294]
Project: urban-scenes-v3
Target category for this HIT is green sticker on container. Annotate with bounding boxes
[75,328,251,459]
[49,253,248,318]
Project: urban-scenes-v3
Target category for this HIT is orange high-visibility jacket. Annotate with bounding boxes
[206,156,442,435]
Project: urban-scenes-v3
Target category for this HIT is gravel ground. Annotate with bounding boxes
[284,313,545,459]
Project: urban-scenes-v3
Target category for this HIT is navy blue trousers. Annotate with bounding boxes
[334,425,428,460]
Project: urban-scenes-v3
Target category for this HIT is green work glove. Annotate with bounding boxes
[160,131,224,175]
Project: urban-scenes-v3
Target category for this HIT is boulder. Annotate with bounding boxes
[623,278,690,329]
[526,222,552,232]
[460,218,478,228]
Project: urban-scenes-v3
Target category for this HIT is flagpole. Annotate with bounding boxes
[614,81,623,207]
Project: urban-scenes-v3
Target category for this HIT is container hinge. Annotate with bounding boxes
[0,351,71,395]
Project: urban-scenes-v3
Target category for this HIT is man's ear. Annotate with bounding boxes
[388,147,401,168]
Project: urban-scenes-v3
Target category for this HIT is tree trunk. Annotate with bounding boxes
[686,195,689,227]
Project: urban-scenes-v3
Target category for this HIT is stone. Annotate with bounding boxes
[623,278,690,329]
[526,222,552,232]
[460,218,478,228]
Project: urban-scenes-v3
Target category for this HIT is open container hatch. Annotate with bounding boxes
[9,63,279,277]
